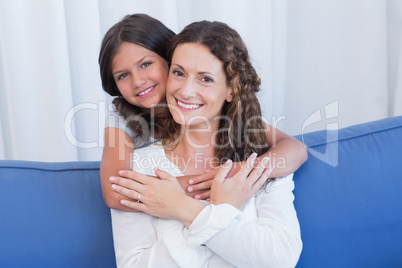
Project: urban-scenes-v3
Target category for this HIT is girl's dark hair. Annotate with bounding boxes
[165,21,268,163]
[98,14,175,142]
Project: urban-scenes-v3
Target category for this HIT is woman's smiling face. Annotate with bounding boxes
[166,43,233,129]
[112,42,169,109]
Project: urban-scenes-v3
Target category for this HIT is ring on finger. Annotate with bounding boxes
[137,193,141,203]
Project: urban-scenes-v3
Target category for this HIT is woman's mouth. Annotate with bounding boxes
[136,86,155,97]
[176,98,204,110]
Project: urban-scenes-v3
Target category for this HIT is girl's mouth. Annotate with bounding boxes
[136,86,155,97]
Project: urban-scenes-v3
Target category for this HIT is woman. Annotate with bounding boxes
[110,20,302,267]
[99,14,307,211]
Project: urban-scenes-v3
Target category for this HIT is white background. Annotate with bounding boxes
[0,0,401,162]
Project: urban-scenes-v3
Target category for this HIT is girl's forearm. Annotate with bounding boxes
[227,137,307,179]
[261,137,307,178]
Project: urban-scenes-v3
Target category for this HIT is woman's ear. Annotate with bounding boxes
[226,91,233,102]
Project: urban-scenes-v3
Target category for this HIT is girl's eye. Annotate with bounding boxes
[117,73,128,80]
[201,76,214,83]
[172,70,184,77]
[140,62,151,68]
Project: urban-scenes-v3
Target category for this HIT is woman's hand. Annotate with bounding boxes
[110,169,205,226]
[209,153,272,210]
[110,170,185,218]
[187,162,243,200]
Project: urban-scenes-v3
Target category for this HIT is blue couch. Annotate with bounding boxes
[1,116,402,268]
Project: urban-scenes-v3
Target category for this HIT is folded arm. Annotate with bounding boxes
[188,123,307,194]
[201,175,302,267]
[166,156,302,267]
[100,128,137,211]
[101,128,211,211]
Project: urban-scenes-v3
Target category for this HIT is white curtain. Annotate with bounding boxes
[0,0,401,162]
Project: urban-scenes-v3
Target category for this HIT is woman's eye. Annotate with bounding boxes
[140,62,151,68]
[201,76,214,83]
[117,73,128,80]
[172,70,184,77]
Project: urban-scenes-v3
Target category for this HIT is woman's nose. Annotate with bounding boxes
[179,79,197,99]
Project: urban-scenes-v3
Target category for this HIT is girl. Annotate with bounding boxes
[110,20,302,267]
[99,14,307,211]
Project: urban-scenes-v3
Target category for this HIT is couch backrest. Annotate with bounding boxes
[0,161,116,268]
[293,116,402,267]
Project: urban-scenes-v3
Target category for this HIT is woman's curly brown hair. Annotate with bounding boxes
[166,21,269,163]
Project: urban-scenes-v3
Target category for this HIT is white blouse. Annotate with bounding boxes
[111,143,302,268]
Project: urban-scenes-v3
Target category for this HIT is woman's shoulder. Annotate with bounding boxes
[250,173,295,210]
[255,173,295,197]
[132,142,176,175]
[267,173,294,191]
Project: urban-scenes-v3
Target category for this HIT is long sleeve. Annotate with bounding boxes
[111,209,159,267]
[161,203,240,267]
[186,174,302,268]
[111,209,214,268]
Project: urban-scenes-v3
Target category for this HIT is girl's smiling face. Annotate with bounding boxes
[166,43,233,129]
[112,42,169,108]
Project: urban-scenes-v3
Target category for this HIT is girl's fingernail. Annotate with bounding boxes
[109,176,115,182]
[189,179,194,184]
[118,170,124,175]
[194,195,200,200]
[111,184,117,190]
[188,187,193,193]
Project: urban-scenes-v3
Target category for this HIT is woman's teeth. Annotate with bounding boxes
[138,86,154,96]
[177,100,202,110]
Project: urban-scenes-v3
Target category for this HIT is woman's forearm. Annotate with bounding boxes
[112,169,206,228]
[191,175,302,267]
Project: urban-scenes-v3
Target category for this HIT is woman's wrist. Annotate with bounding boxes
[175,195,206,228]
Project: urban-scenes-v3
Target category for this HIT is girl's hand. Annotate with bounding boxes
[111,169,205,224]
[186,168,218,200]
[209,153,272,210]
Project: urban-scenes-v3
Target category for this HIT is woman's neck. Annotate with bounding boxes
[165,123,218,176]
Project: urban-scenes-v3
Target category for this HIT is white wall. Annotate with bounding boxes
[0,0,401,161]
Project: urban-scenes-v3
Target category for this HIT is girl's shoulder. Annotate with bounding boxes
[106,106,156,148]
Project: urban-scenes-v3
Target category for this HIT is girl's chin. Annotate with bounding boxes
[138,98,166,109]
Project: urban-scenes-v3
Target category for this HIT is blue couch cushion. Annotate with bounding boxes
[293,116,402,268]
[0,161,116,268]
